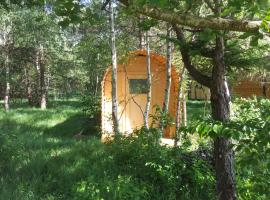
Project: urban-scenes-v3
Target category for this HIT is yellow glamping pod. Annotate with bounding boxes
[101,50,180,139]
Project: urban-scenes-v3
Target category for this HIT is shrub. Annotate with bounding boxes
[80,94,101,120]
[181,98,270,200]
[100,130,216,200]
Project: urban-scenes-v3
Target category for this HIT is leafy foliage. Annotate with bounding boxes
[181,98,270,200]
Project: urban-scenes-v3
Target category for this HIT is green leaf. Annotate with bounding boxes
[250,35,259,46]
[213,124,221,134]
[198,28,215,42]
[58,18,70,28]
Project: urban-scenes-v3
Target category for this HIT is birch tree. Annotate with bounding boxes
[161,25,172,132]
[143,31,151,129]
[1,14,12,112]
[109,1,120,134]
[175,67,186,142]
[39,43,46,110]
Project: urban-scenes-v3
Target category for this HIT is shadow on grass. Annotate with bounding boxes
[47,99,83,109]
[187,100,211,122]
[44,113,100,138]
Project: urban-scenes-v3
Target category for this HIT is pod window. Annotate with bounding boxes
[129,79,148,94]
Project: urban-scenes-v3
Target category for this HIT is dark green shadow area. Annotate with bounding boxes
[187,100,211,122]
[44,113,100,138]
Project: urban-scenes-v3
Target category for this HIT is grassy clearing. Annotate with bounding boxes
[0,99,101,199]
[0,100,214,200]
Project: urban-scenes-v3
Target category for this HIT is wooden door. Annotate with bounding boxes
[125,74,148,133]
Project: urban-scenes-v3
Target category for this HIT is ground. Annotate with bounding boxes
[0,99,211,200]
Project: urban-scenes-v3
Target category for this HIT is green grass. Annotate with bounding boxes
[0,99,103,200]
[0,99,214,200]
[187,100,211,123]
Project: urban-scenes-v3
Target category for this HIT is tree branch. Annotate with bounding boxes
[173,25,212,88]
[118,0,262,33]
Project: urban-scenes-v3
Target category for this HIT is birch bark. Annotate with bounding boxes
[109,1,120,134]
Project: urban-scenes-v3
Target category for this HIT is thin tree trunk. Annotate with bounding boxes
[46,64,50,99]
[139,16,146,49]
[25,67,33,106]
[95,75,99,97]
[4,53,10,112]
[174,67,185,146]
[161,25,172,134]
[162,25,172,118]
[3,23,10,112]
[39,44,46,110]
[109,1,120,134]
[182,87,187,126]
[143,31,151,129]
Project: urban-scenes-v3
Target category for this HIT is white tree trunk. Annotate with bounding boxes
[175,68,186,144]
[182,87,187,126]
[39,44,46,110]
[3,22,11,112]
[144,31,151,129]
[109,1,120,134]
[161,25,172,131]
[139,16,146,49]
[4,53,10,112]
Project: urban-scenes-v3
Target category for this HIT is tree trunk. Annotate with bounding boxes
[3,24,10,112]
[173,24,236,200]
[211,1,237,198]
[95,75,99,97]
[24,67,33,106]
[139,16,146,49]
[109,1,120,134]
[161,25,172,132]
[211,35,237,200]
[163,25,172,114]
[175,67,185,145]
[182,87,187,126]
[144,31,151,129]
[4,53,10,112]
[39,44,46,110]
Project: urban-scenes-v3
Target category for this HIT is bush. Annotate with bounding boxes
[80,94,101,120]
[98,130,216,200]
[181,98,270,200]
[232,98,270,200]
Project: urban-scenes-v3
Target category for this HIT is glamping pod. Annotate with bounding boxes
[232,78,270,98]
[189,80,210,100]
[189,77,270,100]
[101,50,179,139]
